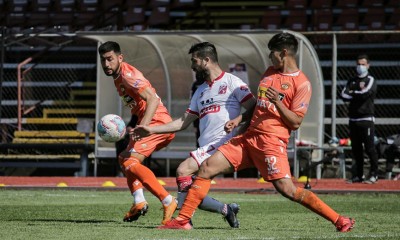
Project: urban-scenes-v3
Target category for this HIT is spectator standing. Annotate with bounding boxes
[341,54,379,184]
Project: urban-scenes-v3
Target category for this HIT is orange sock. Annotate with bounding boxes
[177,177,211,221]
[293,187,340,223]
[126,174,143,194]
[121,157,169,201]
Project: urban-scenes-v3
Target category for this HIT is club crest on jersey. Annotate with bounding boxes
[218,84,228,94]
[281,83,290,90]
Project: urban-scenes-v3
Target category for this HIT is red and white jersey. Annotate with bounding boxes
[187,72,253,147]
[248,66,312,142]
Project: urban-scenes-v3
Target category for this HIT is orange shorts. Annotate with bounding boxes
[218,131,291,181]
[126,132,175,157]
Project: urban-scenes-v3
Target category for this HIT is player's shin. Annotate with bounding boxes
[122,157,169,201]
[293,187,340,223]
[177,177,212,222]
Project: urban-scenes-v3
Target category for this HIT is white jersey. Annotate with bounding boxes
[187,72,253,148]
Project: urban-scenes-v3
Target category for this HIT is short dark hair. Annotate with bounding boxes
[98,41,121,55]
[357,54,369,63]
[268,32,298,55]
[188,42,218,62]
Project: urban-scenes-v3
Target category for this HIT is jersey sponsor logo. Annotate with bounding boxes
[258,86,268,98]
[256,98,277,111]
[121,95,137,109]
[200,98,214,106]
[258,86,285,101]
[218,84,228,94]
[199,104,221,118]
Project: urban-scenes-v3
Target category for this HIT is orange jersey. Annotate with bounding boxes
[113,62,171,124]
[248,66,312,142]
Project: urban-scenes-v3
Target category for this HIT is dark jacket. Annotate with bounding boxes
[341,74,377,119]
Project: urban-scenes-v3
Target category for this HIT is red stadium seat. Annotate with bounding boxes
[284,9,308,31]
[386,8,400,30]
[285,0,307,9]
[54,0,76,12]
[309,0,332,9]
[260,9,282,30]
[123,6,146,26]
[76,0,99,12]
[148,6,170,27]
[31,0,53,12]
[334,8,359,30]
[335,0,358,8]
[170,0,198,10]
[150,0,170,7]
[125,0,148,7]
[386,0,400,8]
[102,0,124,11]
[360,0,384,7]
[312,9,333,31]
[361,8,385,30]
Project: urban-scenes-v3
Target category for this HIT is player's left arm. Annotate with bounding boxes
[138,86,159,126]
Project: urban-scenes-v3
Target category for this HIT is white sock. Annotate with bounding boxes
[132,188,146,204]
[161,195,173,206]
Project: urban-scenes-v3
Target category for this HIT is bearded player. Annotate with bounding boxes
[98,41,177,225]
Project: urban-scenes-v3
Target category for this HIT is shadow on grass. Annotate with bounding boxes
[8,219,119,224]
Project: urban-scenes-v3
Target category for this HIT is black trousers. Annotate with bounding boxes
[349,120,379,178]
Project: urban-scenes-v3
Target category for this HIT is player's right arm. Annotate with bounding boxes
[225,97,256,133]
[132,112,198,140]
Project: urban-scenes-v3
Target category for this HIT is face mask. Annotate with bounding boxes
[356,65,368,76]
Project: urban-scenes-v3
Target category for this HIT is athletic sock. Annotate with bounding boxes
[176,176,211,221]
[122,157,169,201]
[161,195,173,206]
[293,187,340,223]
[133,188,146,204]
[176,176,193,209]
[178,191,225,214]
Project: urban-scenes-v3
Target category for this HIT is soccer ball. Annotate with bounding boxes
[97,114,126,142]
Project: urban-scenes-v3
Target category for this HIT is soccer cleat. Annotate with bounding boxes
[363,176,378,184]
[161,197,178,225]
[335,216,355,232]
[158,218,193,230]
[123,201,149,222]
[224,203,240,228]
[346,176,363,184]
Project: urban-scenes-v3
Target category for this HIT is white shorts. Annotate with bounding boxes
[190,136,230,167]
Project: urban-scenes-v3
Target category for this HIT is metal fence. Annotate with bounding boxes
[1,31,399,157]
[303,31,400,142]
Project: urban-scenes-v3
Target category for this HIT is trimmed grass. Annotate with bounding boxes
[0,189,399,239]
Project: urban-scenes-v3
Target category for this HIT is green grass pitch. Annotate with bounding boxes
[0,189,399,239]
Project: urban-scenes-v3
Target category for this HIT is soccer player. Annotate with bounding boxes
[98,41,177,225]
[158,32,356,232]
[133,42,256,228]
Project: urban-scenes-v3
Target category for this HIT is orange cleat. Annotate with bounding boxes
[123,201,149,222]
[161,197,178,225]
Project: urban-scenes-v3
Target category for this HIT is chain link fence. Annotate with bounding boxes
[304,31,400,143]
